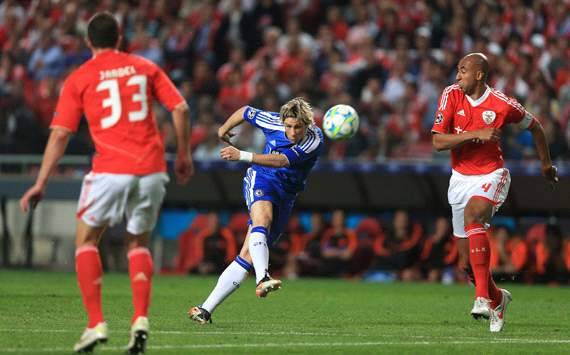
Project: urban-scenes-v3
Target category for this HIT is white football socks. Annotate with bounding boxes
[249,226,269,284]
[201,256,251,313]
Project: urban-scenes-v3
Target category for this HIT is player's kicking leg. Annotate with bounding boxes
[73,221,108,353]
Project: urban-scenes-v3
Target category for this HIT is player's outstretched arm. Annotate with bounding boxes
[529,122,558,186]
[432,128,501,151]
[220,146,289,168]
[172,101,194,185]
[218,106,247,145]
[19,127,71,213]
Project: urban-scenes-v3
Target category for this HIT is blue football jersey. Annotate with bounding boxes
[242,106,324,194]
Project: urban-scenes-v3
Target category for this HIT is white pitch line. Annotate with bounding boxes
[1,329,569,343]
[2,339,570,353]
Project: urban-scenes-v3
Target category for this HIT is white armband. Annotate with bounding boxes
[239,150,253,163]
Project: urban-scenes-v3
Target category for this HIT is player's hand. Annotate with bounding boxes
[220,146,240,161]
[541,165,558,188]
[472,128,501,143]
[175,154,194,185]
[19,184,45,213]
[218,128,235,145]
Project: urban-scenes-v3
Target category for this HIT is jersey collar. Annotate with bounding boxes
[93,49,119,59]
[466,85,491,107]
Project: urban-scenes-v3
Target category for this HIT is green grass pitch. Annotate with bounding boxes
[0,270,569,354]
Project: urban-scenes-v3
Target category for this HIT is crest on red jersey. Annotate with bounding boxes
[482,110,496,124]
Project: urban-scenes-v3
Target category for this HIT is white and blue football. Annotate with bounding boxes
[322,104,359,140]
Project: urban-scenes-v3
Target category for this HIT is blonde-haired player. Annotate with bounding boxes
[189,97,324,324]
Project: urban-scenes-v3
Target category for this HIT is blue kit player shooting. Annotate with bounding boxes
[189,97,323,324]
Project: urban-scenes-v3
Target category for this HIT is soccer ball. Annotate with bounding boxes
[322,104,359,140]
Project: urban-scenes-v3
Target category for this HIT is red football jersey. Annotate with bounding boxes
[432,84,537,175]
[51,50,185,174]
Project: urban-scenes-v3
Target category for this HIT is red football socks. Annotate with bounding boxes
[75,246,104,328]
[466,223,490,299]
[128,247,153,323]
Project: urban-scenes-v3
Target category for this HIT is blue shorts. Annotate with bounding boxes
[243,168,295,245]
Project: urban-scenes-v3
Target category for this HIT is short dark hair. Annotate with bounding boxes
[87,12,119,49]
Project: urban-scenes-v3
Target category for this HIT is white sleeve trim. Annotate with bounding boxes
[518,111,534,130]
[298,128,321,153]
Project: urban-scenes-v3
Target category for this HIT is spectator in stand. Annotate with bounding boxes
[489,226,529,282]
[325,5,348,42]
[242,0,284,58]
[295,212,326,277]
[0,90,47,154]
[372,210,423,281]
[277,16,315,55]
[27,33,65,81]
[320,209,357,277]
[190,59,218,98]
[193,126,225,161]
[533,224,570,284]
[420,217,457,283]
[270,215,304,278]
[217,65,253,118]
[193,213,237,275]
[349,218,384,277]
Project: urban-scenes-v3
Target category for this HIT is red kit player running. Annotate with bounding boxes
[19,12,193,354]
[432,53,558,332]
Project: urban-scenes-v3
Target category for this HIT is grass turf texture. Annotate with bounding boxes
[0,270,569,354]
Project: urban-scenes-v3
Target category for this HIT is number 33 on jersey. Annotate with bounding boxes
[51,50,185,175]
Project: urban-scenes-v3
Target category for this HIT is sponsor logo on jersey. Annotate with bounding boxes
[482,110,496,124]
[254,189,264,197]
[435,112,444,124]
[457,109,465,116]
[269,140,276,146]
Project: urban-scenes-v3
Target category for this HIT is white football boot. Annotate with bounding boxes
[490,289,512,332]
[470,297,491,320]
[73,322,108,353]
[126,316,149,354]
[188,306,212,324]
[255,276,282,298]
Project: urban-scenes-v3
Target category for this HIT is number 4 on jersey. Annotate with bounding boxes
[96,74,148,129]
[481,183,492,192]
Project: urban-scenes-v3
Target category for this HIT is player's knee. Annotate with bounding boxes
[75,224,103,248]
[463,207,481,226]
[251,214,272,229]
[75,237,97,249]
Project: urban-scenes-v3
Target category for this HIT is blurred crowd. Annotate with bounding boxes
[0,0,569,161]
[161,209,570,285]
